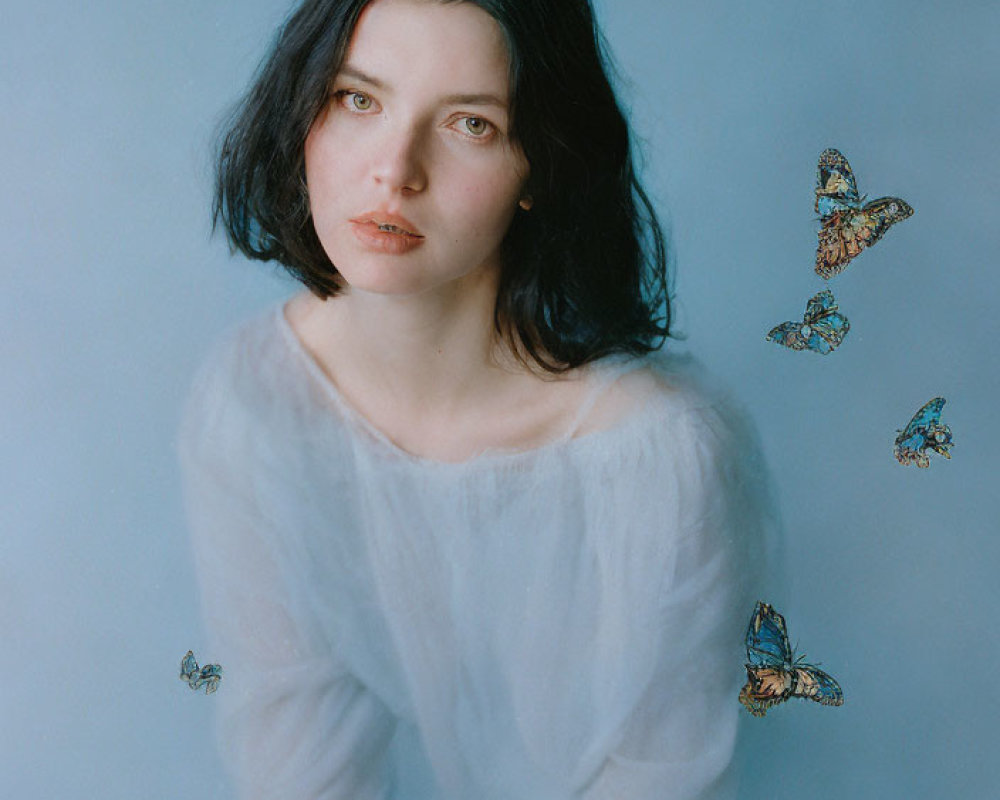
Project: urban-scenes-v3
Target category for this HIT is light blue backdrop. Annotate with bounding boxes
[3,1,997,797]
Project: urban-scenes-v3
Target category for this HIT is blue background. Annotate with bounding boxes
[3,1,998,796]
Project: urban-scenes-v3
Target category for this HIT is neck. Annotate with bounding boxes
[291,267,532,419]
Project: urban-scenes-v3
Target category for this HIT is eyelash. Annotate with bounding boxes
[331,90,498,141]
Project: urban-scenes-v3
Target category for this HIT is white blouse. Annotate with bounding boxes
[179,303,776,800]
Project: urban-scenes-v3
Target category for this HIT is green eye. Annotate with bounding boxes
[351,93,373,111]
[463,117,490,136]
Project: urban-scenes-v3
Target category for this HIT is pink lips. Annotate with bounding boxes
[348,210,425,255]
[350,210,423,236]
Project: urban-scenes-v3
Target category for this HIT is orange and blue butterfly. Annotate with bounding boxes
[739,601,843,717]
[894,397,953,468]
[180,650,223,695]
[814,148,913,279]
[766,289,850,354]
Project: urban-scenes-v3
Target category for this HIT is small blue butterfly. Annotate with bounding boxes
[766,289,850,355]
[739,601,843,717]
[180,650,223,695]
[814,148,914,279]
[894,397,953,468]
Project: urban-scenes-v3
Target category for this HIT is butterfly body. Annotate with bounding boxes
[739,601,843,717]
[766,289,849,354]
[894,397,953,467]
[814,148,913,279]
[180,650,223,695]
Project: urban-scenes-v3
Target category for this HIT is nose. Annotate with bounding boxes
[370,122,428,195]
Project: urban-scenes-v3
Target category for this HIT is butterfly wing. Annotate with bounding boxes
[809,311,850,353]
[815,148,861,217]
[902,397,946,438]
[804,290,850,354]
[766,321,808,351]
[791,664,844,707]
[198,664,223,695]
[857,196,914,248]
[815,213,863,278]
[894,434,931,467]
[803,289,836,321]
[740,665,794,717]
[739,683,771,717]
[746,601,793,668]
[180,650,199,685]
[895,397,950,467]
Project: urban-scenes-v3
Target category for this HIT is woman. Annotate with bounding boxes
[180,0,775,797]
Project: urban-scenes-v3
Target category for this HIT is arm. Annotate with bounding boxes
[583,402,776,800]
[179,362,397,800]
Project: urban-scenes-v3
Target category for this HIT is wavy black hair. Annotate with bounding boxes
[215,0,671,373]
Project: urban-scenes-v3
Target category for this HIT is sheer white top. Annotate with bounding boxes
[179,303,775,800]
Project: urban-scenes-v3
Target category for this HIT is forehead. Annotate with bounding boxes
[343,0,512,99]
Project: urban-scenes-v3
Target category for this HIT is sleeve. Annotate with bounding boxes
[582,400,778,800]
[178,352,398,800]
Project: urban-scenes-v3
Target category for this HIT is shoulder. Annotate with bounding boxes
[582,349,772,516]
[177,303,299,463]
[600,351,777,569]
[580,349,755,451]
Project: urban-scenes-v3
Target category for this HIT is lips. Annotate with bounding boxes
[350,210,423,238]
[348,211,427,255]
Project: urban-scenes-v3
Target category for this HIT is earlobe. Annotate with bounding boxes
[518,195,533,211]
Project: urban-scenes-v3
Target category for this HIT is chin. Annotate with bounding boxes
[334,262,437,297]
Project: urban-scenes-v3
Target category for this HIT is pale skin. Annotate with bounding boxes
[286,0,633,462]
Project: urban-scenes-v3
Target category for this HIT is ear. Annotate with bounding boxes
[518,194,533,211]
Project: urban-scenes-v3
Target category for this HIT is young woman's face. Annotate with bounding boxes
[304,0,530,298]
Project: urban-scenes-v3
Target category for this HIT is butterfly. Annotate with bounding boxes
[814,148,914,279]
[894,397,953,467]
[766,289,850,354]
[739,601,843,717]
[179,650,223,695]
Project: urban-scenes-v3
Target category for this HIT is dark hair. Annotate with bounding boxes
[214,0,671,373]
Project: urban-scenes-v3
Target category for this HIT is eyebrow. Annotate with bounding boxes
[336,65,508,110]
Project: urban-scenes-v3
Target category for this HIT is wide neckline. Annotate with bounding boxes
[272,301,658,469]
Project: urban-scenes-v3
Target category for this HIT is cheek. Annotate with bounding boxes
[450,169,523,235]
[304,122,359,207]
